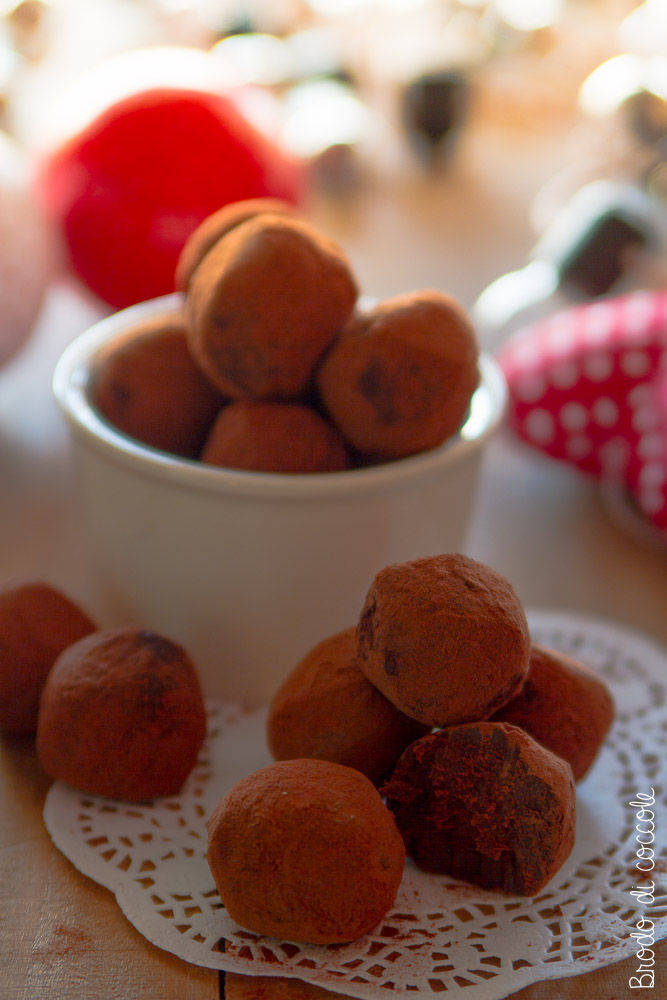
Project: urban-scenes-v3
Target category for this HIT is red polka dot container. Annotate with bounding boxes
[497,290,667,536]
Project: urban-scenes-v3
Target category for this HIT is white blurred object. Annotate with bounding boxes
[579,53,667,118]
[211,31,295,87]
[0,129,55,367]
[23,44,233,149]
[281,77,371,157]
[494,0,564,32]
[620,0,667,57]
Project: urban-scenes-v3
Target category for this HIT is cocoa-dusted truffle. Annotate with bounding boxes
[207,758,405,944]
[492,642,615,781]
[357,554,530,727]
[37,628,207,800]
[383,722,576,896]
[316,291,479,460]
[200,400,351,473]
[185,214,358,399]
[93,314,224,457]
[267,627,428,784]
[0,581,96,737]
[175,197,295,292]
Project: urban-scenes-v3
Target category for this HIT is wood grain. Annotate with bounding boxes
[223,944,667,1000]
[0,737,218,1000]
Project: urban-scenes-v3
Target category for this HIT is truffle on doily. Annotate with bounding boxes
[267,627,428,784]
[207,758,405,944]
[356,553,530,727]
[37,628,207,801]
[492,642,615,781]
[383,721,576,896]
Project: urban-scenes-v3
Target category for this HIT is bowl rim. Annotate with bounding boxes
[53,292,508,500]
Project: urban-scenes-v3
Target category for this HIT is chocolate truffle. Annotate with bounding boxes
[185,214,358,399]
[267,627,428,784]
[207,758,405,944]
[37,628,207,800]
[316,291,479,460]
[93,314,224,457]
[357,554,530,727]
[492,642,615,781]
[200,400,350,473]
[383,722,576,896]
[175,197,295,292]
[0,581,96,737]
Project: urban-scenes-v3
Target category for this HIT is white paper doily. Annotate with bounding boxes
[44,610,667,999]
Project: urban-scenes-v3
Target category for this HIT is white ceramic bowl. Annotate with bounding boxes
[53,293,507,706]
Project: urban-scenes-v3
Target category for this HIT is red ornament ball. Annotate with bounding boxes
[35,82,304,309]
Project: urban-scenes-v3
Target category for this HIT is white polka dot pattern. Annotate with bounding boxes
[592,397,618,427]
[497,291,667,536]
[560,401,587,431]
[524,408,555,444]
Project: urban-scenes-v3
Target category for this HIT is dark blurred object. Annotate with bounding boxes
[308,141,364,197]
[401,69,470,166]
[474,180,666,347]
[558,208,650,298]
[625,86,667,148]
[576,54,667,203]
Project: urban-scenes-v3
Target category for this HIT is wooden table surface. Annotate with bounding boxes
[1,122,666,998]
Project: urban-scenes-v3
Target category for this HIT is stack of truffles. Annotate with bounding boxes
[0,556,615,949]
[208,552,615,946]
[93,199,481,471]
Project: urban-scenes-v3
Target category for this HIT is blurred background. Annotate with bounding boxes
[0,0,664,331]
[1,0,666,568]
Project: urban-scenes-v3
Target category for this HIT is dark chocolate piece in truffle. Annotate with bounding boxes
[383,721,576,896]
